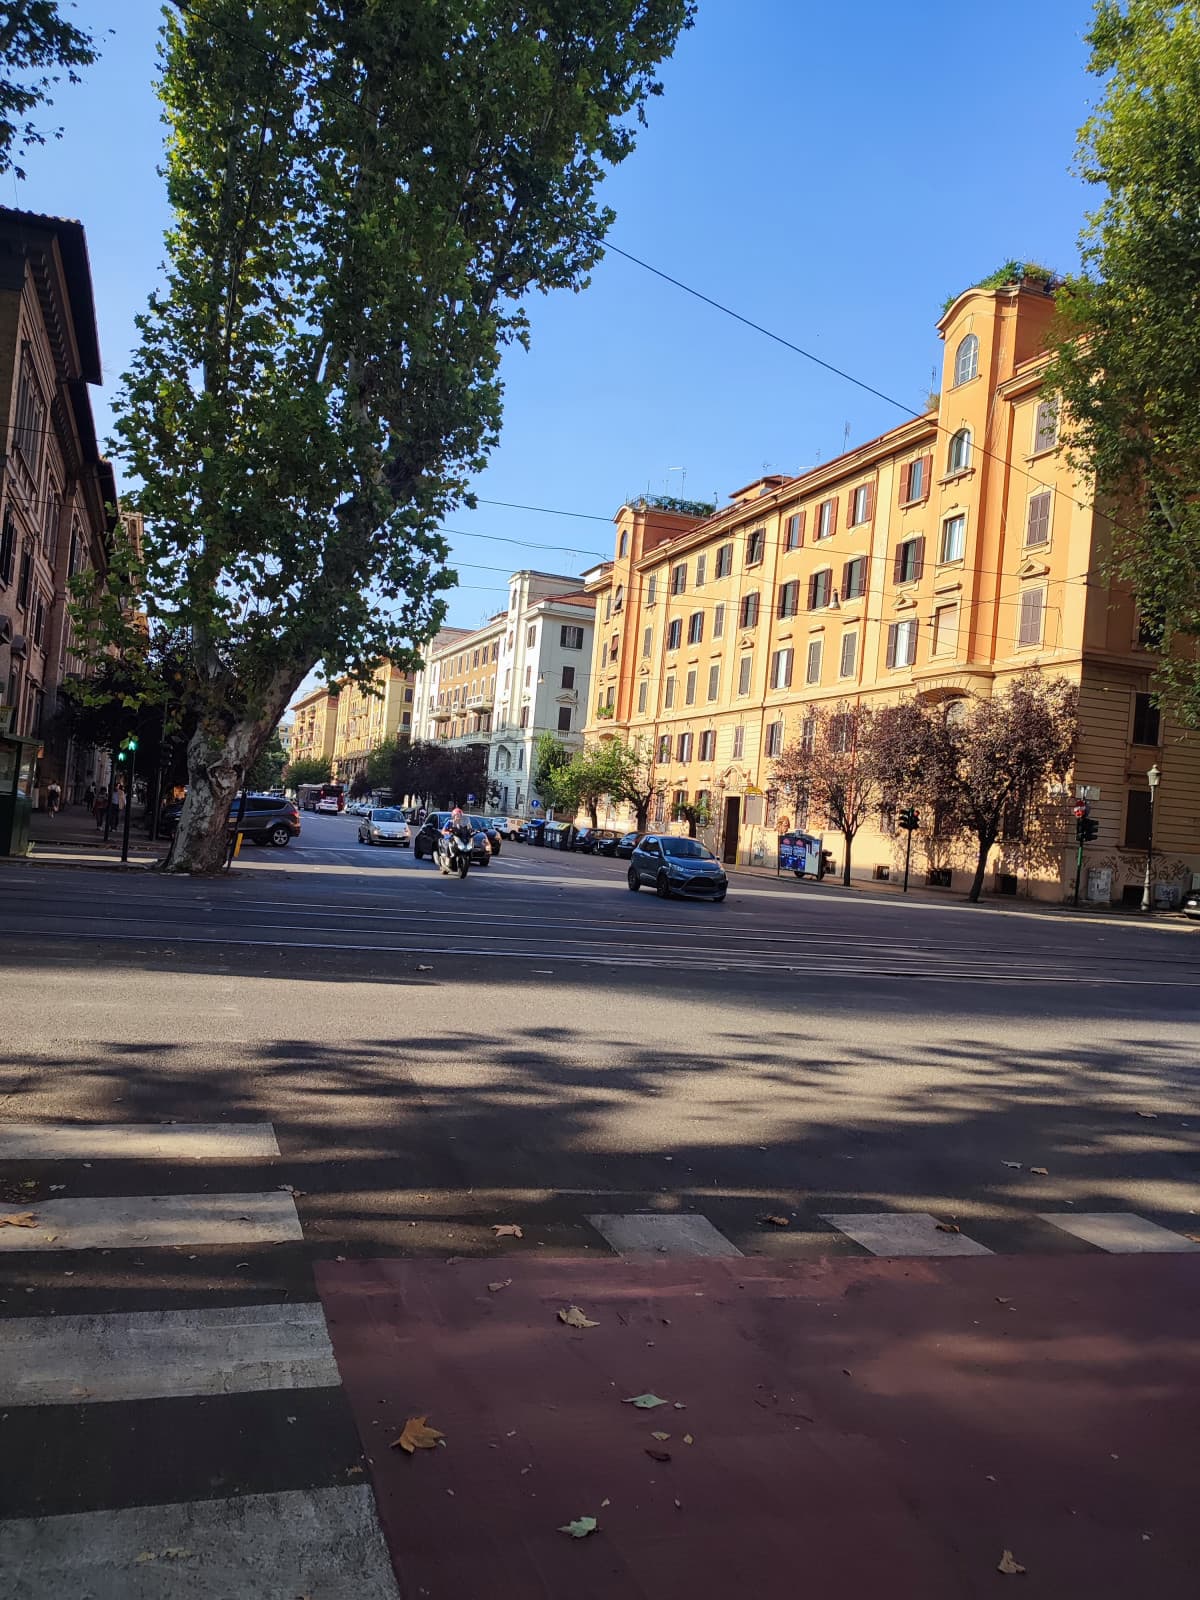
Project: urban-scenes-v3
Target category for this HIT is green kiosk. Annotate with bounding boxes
[0,725,41,856]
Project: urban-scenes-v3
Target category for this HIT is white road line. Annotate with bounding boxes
[1039,1212,1200,1254]
[0,1192,302,1252]
[0,1122,280,1161]
[587,1212,744,1258]
[821,1212,993,1257]
[0,1484,400,1600]
[0,1302,339,1406]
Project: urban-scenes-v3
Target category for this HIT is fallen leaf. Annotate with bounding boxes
[391,1416,445,1454]
[995,1297,1012,1306]
[759,1214,789,1227]
[487,1279,512,1293]
[492,1224,523,1239]
[135,1551,157,1564]
[0,1213,37,1228]
[624,1393,668,1409]
[558,1305,599,1329]
[683,1434,694,1445]
[650,1431,671,1442]
[558,1515,598,1539]
[1002,1161,1022,1170]
[600,1497,611,1508]
[997,1549,1026,1575]
[417,964,433,972]
[1029,1167,1049,1176]
[673,1402,686,1410]
[935,1222,961,1234]
[1136,1111,1158,1119]
[162,1549,191,1560]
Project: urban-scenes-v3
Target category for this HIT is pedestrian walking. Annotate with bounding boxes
[46,781,60,817]
[93,786,108,830]
[105,782,125,840]
[84,783,95,811]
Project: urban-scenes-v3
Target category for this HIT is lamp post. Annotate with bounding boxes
[1140,763,1161,913]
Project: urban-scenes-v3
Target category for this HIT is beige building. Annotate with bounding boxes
[288,683,339,769]
[330,662,414,780]
[583,277,1200,905]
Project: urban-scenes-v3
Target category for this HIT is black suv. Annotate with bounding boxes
[160,794,301,847]
[412,812,493,866]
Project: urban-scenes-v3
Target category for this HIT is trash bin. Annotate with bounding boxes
[0,732,40,856]
[544,821,570,850]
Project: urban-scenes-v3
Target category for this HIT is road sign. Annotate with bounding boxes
[1075,783,1100,801]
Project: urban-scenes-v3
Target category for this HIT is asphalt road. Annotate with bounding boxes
[2,811,1198,1594]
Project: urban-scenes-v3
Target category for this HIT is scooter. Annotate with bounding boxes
[435,829,472,879]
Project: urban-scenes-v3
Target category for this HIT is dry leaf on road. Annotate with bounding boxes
[683,1433,694,1445]
[935,1222,961,1234]
[391,1416,445,1454]
[997,1549,1026,1575]
[995,1297,1013,1306]
[650,1431,670,1441]
[759,1214,789,1227]
[1029,1167,1049,1176]
[492,1224,523,1239]
[1002,1161,1022,1170]
[557,1305,599,1329]
[0,1213,38,1228]
[558,1515,598,1539]
[487,1279,512,1293]
[1135,1111,1158,1119]
[624,1393,669,1409]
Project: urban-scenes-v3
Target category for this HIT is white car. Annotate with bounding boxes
[358,806,411,846]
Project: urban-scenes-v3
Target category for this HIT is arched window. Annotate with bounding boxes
[614,583,624,613]
[618,530,629,557]
[944,697,968,728]
[947,428,972,473]
[953,334,979,387]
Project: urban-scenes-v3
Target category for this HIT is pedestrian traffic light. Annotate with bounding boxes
[1076,816,1099,844]
[898,807,920,831]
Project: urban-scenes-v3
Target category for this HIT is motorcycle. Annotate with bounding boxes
[435,827,472,879]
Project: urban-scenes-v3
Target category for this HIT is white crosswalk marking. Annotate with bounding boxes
[0,1303,340,1406]
[1040,1212,1200,1254]
[821,1212,993,1257]
[587,1212,744,1257]
[0,1121,279,1160]
[0,1191,302,1252]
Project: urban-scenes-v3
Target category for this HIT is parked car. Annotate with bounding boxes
[627,834,728,901]
[412,812,492,866]
[490,816,524,840]
[358,806,411,846]
[615,830,645,859]
[569,826,595,852]
[1183,888,1200,921]
[159,794,301,848]
[589,828,622,856]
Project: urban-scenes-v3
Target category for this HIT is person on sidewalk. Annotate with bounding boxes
[46,781,60,817]
[106,782,125,839]
[84,784,95,813]
[93,786,108,830]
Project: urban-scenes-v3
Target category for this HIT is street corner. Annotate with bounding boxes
[315,1253,1200,1599]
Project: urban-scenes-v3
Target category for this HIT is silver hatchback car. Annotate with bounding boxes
[358,806,411,846]
[627,834,728,901]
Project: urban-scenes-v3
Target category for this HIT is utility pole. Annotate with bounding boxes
[119,735,138,863]
[898,806,920,892]
[1140,764,1161,912]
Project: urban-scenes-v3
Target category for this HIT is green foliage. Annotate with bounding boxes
[628,493,716,517]
[245,731,287,791]
[284,755,332,788]
[348,769,373,800]
[105,0,695,871]
[1043,0,1200,723]
[0,1,99,179]
[53,637,193,789]
[549,739,631,825]
[532,731,572,801]
[387,738,495,809]
[671,797,710,838]
[602,735,662,829]
[940,259,1057,315]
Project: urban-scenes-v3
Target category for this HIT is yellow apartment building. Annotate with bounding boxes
[583,277,1200,905]
[330,662,415,781]
[288,683,339,770]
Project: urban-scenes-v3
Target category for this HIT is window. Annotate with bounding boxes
[677,731,693,762]
[685,669,697,705]
[1033,398,1059,453]
[894,536,925,584]
[605,594,612,622]
[947,428,972,473]
[777,579,800,619]
[746,527,766,566]
[849,483,873,526]
[939,515,966,563]
[646,574,658,607]
[653,790,667,823]
[1025,491,1051,547]
[657,734,671,764]
[671,562,687,595]
[13,351,46,468]
[561,625,583,649]
[713,603,725,640]
[695,554,707,586]
[715,543,733,578]
[1124,788,1152,849]
[953,333,979,386]
[33,593,45,647]
[503,668,511,692]
[672,789,688,816]
[932,603,958,657]
[886,619,918,668]
[732,725,745,759]
[1132,692,1161,746]
[805,639,822,684]
[799,715,816,752]
[0,511,15,585]
[769,647,793,690]
[1018,587,1044,647]
[842,555,866,600]
[739,591,760,628]
[17,547,31,610]
[519,705,530,728]
[614,584,624,613]
[473,649,480,668]
[829,712,853,753]
[666,618,682,651]
[642,626,653,658]
[707,663,720,701]
[785,512,805,550]
[664,675,676,709]
[699,729,716,761]
[899,456,931,505]
[561,665,575,690]
[527,625,536,646]
[524,665,532,687]
[637,680,648,714]
[619,530,629,557]
[688,611,704,645]
[807,568,833,609]
[610,631,619,660]
[839,631,857,678]
[816,498,836,540]
[765,720,784,758]
[737,655,752,696]
[557,706,572,733]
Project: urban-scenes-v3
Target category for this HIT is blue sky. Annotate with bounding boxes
[18,0,1099,632]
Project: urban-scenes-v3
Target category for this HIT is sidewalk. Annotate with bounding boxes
[24,807,167,868]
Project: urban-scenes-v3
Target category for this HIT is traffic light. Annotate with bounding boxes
[898,807,920,831]
[1076,816,1099,844]
[116,734,139,763]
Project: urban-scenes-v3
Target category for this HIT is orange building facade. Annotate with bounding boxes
[583,281,1200,905]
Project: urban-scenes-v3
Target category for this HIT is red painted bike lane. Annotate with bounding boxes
[317,1253,1200,1599]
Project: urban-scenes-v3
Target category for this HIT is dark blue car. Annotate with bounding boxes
[626,834,728,901]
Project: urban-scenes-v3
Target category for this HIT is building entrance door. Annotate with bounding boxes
[722,795,740,864]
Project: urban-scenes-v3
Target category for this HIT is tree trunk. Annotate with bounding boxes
[841,830,854,886]
[967,832,994,903]
[588,799,598,828]
[634,801,649,831]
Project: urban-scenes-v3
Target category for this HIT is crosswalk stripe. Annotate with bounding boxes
[0,1303,339,1406]
[0,1191,302,1252]
[1039,1212,1200,1254]
[0,1484,401,1599]
[820,1212,993,1257]
[0,1121,280,1160]
[587,1211,744,1258]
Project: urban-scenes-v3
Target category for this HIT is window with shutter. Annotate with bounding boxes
[695,554,707,586]
[842,556,866,599]
[664,676,675,709]
[707,664,720,701]
[732,725,745,759]
[806,639,822,684]
[778,580,799,619]
[657,735,671,764]
[1124,789,1152,849]
[0,511,15,585]
[765,721,784,758]
[839,631,857,678]
[785,511,805,550]
[947,428,972,473]
[671,563,687,594]
[716,543,733,578]
[886,623,898,669]
[894,537,923,584]
[740,592,760,628]
[667,619,682,650]
[898,462,911,505]
[685,670,697,705]
[1025,491,1051,546]
[737,655,752,696]
[1017,587,1044,647]
[850,484,871,525]
[939,515,965,563]
[688,612,704,645]
[678,732,693,762]
[1033,399,1059,453]
[1132,692,1160,746]
[699,730,716,761]
[816,499,836,539]
[646,574,657,606]
[932,604,958,656]
[642,626,652,657]
[713,603,725,639]
[746,528,766,566]
[637,680,648,714]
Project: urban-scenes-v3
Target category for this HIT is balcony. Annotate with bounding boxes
[430,707,451,723]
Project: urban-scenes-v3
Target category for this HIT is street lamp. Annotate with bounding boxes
[1140,763,1161,913]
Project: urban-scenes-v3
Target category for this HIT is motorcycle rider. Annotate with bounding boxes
[437,806,474,873]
